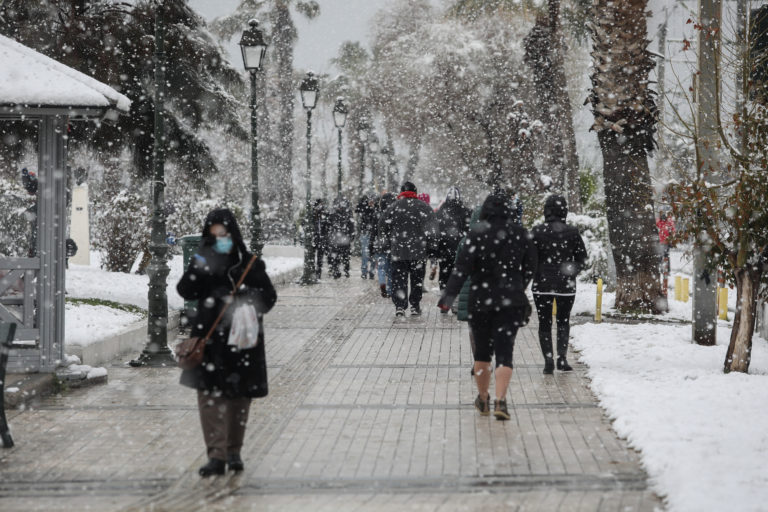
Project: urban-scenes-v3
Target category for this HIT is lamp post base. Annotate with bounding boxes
[129,346,176,367]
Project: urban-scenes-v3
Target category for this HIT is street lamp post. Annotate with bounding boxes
[132,0,173,367]
[333,97,348,195]
[368,134,380,192]
[357,119,369,197]
[239,19,268,258]
[300,72,319,285]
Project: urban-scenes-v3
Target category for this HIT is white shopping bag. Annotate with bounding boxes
[228,304,260,350]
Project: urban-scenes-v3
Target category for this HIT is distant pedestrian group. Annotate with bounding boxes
[176,185,588,478]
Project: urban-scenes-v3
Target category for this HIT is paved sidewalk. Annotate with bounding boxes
[0,271,661,511]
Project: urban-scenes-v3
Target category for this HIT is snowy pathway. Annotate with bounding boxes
[0,270,660,511]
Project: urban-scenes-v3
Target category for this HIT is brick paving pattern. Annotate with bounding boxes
[0,270,661,511]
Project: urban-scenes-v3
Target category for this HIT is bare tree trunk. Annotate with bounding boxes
[404,135,422,183]
[548,0,582,213]
[598,130,665,313]
[724,267,760,373]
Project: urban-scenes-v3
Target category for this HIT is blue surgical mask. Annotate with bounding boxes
[213,235,233,254]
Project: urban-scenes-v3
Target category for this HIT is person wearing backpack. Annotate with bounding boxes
[531,195,588,374]
[438,192,536,420]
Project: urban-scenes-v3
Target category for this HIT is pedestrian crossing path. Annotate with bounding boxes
[0,270,661,511]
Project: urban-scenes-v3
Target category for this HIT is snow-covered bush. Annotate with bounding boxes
[570,213,611,285]
[0,175,34,257]
[91,167,149,273]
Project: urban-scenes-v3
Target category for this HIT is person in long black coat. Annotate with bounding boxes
[438,192,536,421]
[531,195,588,374]
[177,208,277,477]
[327,196,355,278]
[435,187,471,291]
[311,199,330,279]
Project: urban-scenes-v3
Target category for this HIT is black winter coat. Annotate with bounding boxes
[378,193,437,261]
[436,199,471,260]
[441,194,537,320]
[177,246,277,398]
[328,208,355,249]
[312,207,330,251]
[355,197,377,235]
[531,195,588,295]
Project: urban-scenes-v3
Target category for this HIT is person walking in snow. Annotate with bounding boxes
[369,192,397,297]
[438,192,536,420]
[327,196,355,279]
[311,199,330,279]
[378,181,437,317]
[531,195,588,374]
[435,187,471,293]
[355,193,377,279]
[176,208,277,477]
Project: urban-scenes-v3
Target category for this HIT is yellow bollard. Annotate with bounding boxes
[674,276,682,302]
[718,287,728,320]
[682,278,690,303]
[596,278,603,323]
[552,298,557,316]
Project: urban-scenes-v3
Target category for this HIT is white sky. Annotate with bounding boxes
[188,0,393,75]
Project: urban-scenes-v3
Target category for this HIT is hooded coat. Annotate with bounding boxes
[530,195,588,295]
[435,196,472,260]
[177,209,277,399]
[442,194,537,320]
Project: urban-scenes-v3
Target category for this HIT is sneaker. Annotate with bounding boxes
[543,358,555,375]
[395,309,405,317]
[494,399,510,421]
[410,306,421,316]
[368,272,375,280]
[474,394,490,416]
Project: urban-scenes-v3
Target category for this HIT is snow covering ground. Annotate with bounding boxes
[65,249,303,346]
[569,248,768,511]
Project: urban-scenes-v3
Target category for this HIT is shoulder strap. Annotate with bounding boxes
[200,253,260,343]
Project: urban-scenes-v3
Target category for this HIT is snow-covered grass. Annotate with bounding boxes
[573,248,737,323]
[571,319,768,511]
[64,248,303,347]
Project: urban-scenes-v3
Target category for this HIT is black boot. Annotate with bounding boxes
[227,454,244,472]
[199,458,226,477]
[557,357,573,372]
[543,358,555,375]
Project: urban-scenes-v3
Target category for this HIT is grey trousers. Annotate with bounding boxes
[197,391,251,461]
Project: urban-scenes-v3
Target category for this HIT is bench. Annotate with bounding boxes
[0,322,16,448]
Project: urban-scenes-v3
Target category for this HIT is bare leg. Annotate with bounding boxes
[494,365,513,400]
[474,361,492,400]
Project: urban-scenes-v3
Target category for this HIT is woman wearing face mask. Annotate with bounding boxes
[177,208,277,477]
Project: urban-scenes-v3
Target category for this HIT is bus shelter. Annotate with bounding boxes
[0,34,130,372]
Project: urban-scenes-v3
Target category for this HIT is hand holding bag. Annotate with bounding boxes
[175,253,260,370]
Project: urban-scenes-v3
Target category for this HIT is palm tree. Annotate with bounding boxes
[588,0,664,313]
[213,1,320,241]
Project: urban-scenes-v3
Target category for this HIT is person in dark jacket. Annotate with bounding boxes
[369,192,397,297]
[435,187,471,294]
[328,196,355,279]
[379,182,438,316]
[355,194,377,279]
[438,192,536,420]
[311,199,330,279]
[531,195,588,374]
[176,208,277,477]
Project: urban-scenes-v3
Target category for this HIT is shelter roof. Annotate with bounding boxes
[0,34,131,113]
